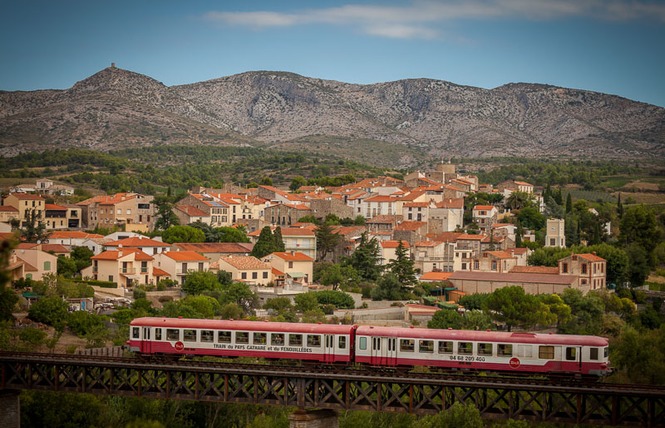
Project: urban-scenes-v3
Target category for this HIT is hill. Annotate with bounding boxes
[1,66,664,167]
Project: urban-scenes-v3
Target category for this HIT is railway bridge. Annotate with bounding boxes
[1,351,664,427]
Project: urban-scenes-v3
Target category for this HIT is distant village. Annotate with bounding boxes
[0,162,608,311]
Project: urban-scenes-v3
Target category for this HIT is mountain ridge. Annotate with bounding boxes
[1,66,663,167]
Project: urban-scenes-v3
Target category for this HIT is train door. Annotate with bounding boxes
[370,337,397,366]
[141,327,152,354]
[565,346,583,373]
[324,334,335,363]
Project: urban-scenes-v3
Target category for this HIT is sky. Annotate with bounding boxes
[1,0,664,107]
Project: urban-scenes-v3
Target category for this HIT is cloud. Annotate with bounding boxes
[203,0,665,40]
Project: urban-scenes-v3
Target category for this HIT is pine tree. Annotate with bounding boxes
[387,241,418,286]
[617,192,624,219]
[347,232,383,281]
[315,222,343,261]
[272,227,286,252]
[251,226,276,259]
[565,193,573,214]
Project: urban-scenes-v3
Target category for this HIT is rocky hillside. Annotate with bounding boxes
[1,66,663,167]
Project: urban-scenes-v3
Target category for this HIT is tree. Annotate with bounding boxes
[315,222,343,261]
[294,292,319,313]
[428,309,463,329]
[617,192,624,219]
[289,175,307,192]
[386,241,417,286]
[57,255,78,278]
[611,325,665,385]
[505,191,534,211]
[272,226,286,252]
[371,273,404,301]
[484,286,555,331]
[312,290,355,309]
[251,226,277,259]
[154,201,179,231]
[217,226,250,243]
[619,205,662,264]
[565,193,573,214]
[527,246,572,267]
[161,225,205,244]
[318,263,360,290]
[19,208,48,243]
[346,232,382,281]
[516,206,545,231]
[624,243,651,287]
[0,239,18,321]
[182,271,219,295]
[28,296,69,329]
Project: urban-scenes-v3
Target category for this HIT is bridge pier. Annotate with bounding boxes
[0,390,20,428]
[289,409,338,428]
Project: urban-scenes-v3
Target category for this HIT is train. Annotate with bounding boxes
[127,317,611,377]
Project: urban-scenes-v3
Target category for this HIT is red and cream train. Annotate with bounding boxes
[127,317,610,377]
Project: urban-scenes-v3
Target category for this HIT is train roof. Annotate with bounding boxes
[130,317,356,335]
[355,325,608,347]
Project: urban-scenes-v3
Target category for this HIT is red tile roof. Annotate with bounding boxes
[105,236,168,248]
[381,240,410,249]
[473,205,495,211]
[219,255,270,270]
[92,248,153,261]
[419,271,452,281]
[577,253,606,262]
[450,271,577,285]
[152,267,170,277]
[48,231,104,239]
[8,193,44,200]
[173,242,252,253]
[175,205,209,217]
[163,251,209,262]
[395,221,427,231]
[271,251,314,262]
[45,204,67,210]
[510,266,559,275]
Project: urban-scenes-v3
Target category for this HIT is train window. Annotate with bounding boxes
[289,334,303,346]
[201,330,214,343]
[565,347,577,361]
[236,332,249,344]
[166,329,180,341]
[438,341,453,354]
[590,348,599,361]
[478,343,493,356]
[155,329,162,341]
[604,347,608,358]
[253,332,267,345]
[183,329,197,342]
[358,337,367,351]
[497,344,512,357]
[218,331,231,343]
[518,345,533,358]
[419,340,434,353]
[339,336,346,349]
[400,339,415,352]
[539,346,555,360]
[132,327,140,339]
[271,333,285,346]
[307,335,321,347]
[458,342,472,355]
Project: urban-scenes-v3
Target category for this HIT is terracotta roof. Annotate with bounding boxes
[482,251,514,259]
[105,236,168,248]
[41,244,70,254]
[510,266,559,275]
[270,251,314,262]
[78,193,138,206]
[419,271,452,281]
[163,251,209,262]
[366,215,399,224]
[173,242,252,253]
[175,205,209,217]
[272,267,285,276]
[364,195,399,203]
[456,234,485,241]
[426,232,463,242]
[449,271,577,285]
[0,206,18,212]
[414,240,440,247]
[219,255,270,270]
[395,221,427,231]
[403,201,429,208]
[45,204,67,210]
[0,232,17,242]
[279,228,315,237]
[48,231,104,239]
[435,198,464,209]
[7,193,44,200]
[16,243,39,249]
[576,253,606,262]
[92,248,153,261]
[152,267,170,277]
[381,240,410,249]
[473,205,495,211]
[514,181,533,186]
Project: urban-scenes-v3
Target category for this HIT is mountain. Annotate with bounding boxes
[1,66,664,167]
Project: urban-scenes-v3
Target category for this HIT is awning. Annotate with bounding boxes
[288,272,306,278]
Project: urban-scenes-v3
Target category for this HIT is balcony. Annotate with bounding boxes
[120,268,136,275]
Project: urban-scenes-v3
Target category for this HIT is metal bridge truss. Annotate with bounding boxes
[1,354,664,427]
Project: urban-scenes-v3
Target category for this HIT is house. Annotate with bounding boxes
[402,201,430,223]
[10,244,58,281]
[3,193,45,227]
[249,227,317,260]
[175,193,230,227]
[393,221,428,246]
[497,180,534,197]
[361,194,400,219]
[77,193,156,232]
[48,231,106,251]
[154,251,210,285]
[0,206,19,224]
[545,218,566,248]
[216,255,272,286]
[173,204,211,226]
[379,240,410,266]
[472,205,498,232]
[264,251,314,285]
[309,197,354,222]
[471,251,518,273]
[412,240,455,273]
[448,271,580,295]
[418,271,453,283]
[365,215,400,235]
[428,198,464,234]
[83,248,155,287]
[558,253,606,290]
[264,203,312,226]
[44,204,82,230]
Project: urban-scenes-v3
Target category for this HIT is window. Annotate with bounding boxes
[458,342,472,355]
[339,336,347,349]
[590,348,599,361]
[539,346,555,359]
[44,261,51,271]
[253,332,267,345]
[358,336,367,351]
[141,261,148,273]
[271,333,285,346]
[478,343,493,356]
[166,329,180,341]
[155,329,162,340]
[241,272,247,279]
[218,331,231,343]
[252,272,258,279]
[108,275,114,282]
[581,264,587,274]
[198,262,204,271]
[126,209,131,215]
[236,332,249,344]
[565,347,577,361]
[200,330,214,343]
[289,334,303,346]
[438,341,453,354]
[400,339,415,352]
[132,327,140,339]
[562,263,568,273]
[550,238,556,246]
[183,329,197,342]
[419,340,434,353]
[288,261,294,269]
[307,335,321,347]
[497,344,513,357]
[263,272,268,279]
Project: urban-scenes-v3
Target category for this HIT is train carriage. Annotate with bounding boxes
[355,326,610,376]
[128,317,357,364]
